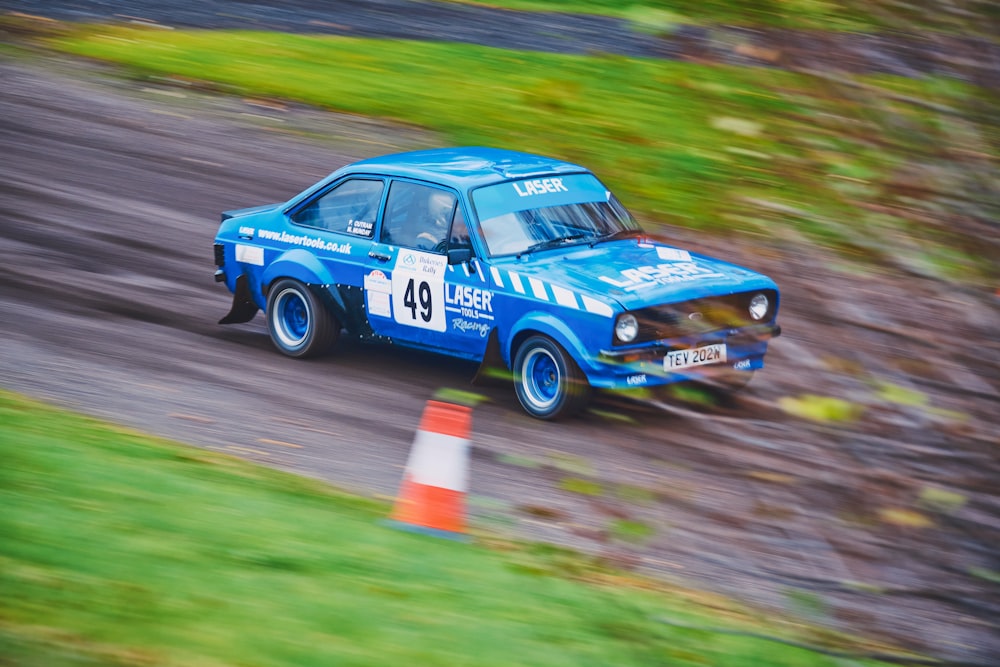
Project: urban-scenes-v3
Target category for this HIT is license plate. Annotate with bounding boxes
[664,344,726,371]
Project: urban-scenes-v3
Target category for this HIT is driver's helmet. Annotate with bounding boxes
[428,190,454,229]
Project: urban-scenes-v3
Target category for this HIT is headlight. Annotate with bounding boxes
[748,293,769,321]
[615,313,639,343]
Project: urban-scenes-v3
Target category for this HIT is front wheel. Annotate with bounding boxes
[265,279,339,358]
[513,335,591,420]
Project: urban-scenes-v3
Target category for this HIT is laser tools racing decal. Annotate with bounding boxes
[391,250,447,331]
[446,284,495,338]
[256,228,353,254]
[598,262,723,291]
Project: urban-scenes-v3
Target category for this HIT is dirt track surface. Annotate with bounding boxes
[1,53,998,665]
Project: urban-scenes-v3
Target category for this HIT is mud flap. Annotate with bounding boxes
[219,274,259,324]
[471,329,511,386]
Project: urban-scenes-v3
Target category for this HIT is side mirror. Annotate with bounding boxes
[447,248,473,265]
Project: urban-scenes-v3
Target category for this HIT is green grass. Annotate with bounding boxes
[41,25,996,284]
[0,389,904,665]
[47,26,804,226]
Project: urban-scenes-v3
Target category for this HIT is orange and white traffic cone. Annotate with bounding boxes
[388,400,472,539]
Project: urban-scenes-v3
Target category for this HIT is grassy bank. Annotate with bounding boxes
[445,0,881,30]
[445,0,1000,35]
[0,389,904,665]
[41,24,996,284]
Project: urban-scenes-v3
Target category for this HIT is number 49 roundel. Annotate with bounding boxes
[391,250,447,332]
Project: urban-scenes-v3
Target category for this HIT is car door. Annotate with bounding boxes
[284,176,385,329]
[363,180,491,360]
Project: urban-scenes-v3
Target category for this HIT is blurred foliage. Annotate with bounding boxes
[873,380,929,407]
[431,386,490,406]
[968,567,1000,584]
[777,394,864,422]
[546,451,594,475]
[661,382,718,406]
[43,19,998,285]
[843,580,887,594]
[448,0,1000,33]
[609,519,655,543]
[496,452,544,468]
[448,0,877,29]
[615,483,658,505]
[784,588,828,619]
[558,476,605,495]
[877,507,934,528]
[917,486,967,514]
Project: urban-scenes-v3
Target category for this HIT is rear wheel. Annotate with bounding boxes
[513,335,590,420]
[266,279,339,358]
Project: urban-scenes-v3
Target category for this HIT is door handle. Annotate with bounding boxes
[368,249,392,262]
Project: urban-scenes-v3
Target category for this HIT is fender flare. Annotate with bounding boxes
[261,249,349,321]
[262,248,335,288]
[505,311,595,376]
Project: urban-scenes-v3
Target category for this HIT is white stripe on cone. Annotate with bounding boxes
[402,430,469,492]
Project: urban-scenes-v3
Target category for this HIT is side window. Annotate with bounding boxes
[291,178,383,237]
[449,206,473,253]
[381,181,457,252]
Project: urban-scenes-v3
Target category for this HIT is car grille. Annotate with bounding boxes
[214,243,225,267]
[623,289,777,345]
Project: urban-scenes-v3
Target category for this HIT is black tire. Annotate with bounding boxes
[513,335,591,420]
[265,279,339,358]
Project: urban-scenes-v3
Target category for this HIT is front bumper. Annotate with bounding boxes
[588,322,781,389]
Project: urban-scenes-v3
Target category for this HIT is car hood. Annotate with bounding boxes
[502,239,777,310]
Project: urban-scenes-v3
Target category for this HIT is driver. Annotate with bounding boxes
[416,190,455,250]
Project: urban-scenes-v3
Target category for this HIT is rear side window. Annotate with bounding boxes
[292,178,383,237]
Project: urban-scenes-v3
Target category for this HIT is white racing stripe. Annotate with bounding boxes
[508,271,526,294]
[551,284,578,309]
[528,277,548,300]
[490,266,504,288]
[581,295,614,317]
[489,267,615,318]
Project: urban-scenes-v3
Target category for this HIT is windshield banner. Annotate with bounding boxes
[473,173,608,220]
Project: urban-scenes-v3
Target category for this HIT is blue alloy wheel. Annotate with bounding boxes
[514,335,590,420]
[265,279,339,358]
[277,290,309,346]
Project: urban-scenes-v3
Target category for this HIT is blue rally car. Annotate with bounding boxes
[213,147,780,420]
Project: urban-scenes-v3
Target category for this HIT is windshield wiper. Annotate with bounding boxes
[518,234,587,256]
[590,228,643,247]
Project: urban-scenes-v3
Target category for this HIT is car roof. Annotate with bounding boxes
[340,146,590,190]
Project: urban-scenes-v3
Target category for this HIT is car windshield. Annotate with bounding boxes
[473,173,642,257]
